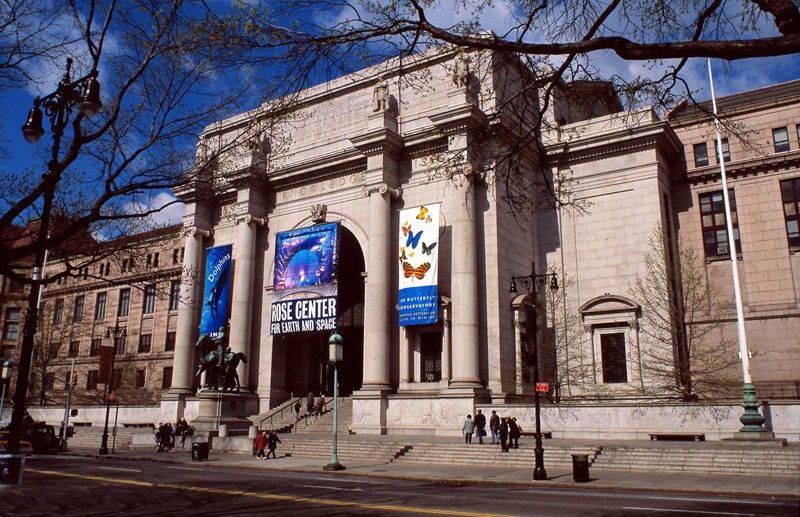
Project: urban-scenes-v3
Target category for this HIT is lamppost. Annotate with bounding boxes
[99,325,125,455]
[7,58,102,455]
[323,332,345,471]
[510,262,558,481]
[0,360,13,420]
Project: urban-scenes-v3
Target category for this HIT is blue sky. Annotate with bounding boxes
[2,1,799,228]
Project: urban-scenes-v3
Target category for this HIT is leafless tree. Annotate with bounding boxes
[629,225,740,401]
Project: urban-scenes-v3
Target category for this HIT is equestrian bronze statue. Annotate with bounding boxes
[195,327,247,392]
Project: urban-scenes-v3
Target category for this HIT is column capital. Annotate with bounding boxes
[235,213,267,226]
[362,183,402,199]
[183,226,213,238]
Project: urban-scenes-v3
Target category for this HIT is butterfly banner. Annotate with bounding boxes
[200,244,233,338]
[270,222,340,335]
[398,204,440,326]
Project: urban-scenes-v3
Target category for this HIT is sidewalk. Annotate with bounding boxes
[60,441,800,500]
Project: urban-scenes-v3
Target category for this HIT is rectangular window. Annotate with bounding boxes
[143,284,156,314]
[172,249,180,265]
[68,340,80,358]
[64,371,71,390]
[95,292,107,320]
[111,369,122,389]
[135,369,146,388]
[45,372,55,391]
[87,370,99,390]
[121,259,128,274]
[774,127,790,153]
[73,295,85,323]
[165,331,176,352]
[693,142,709,167]
[53,298,64,325]
[114,336,126,355]
[699,190,741,258]
[1,345,14,359]
[601,333,628,383]
[781,177,800,248]
[420,332,443,382]
[169,281,181,311]
[138,334,152,354]
[715,138,731,163]
[90,338,102,356]
[117,288,130,317]
[8,279,23,293]
[3,307,21,340]
[162,367,173,389]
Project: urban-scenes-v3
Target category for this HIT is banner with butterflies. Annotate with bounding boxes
[398,204,440,326]
[270,222,339,335]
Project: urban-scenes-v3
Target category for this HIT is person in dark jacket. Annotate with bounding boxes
[266,430,282,459]
[499,417,510,452]
[307,391,315,415]
[473,409,486,444]
[508,417,520,449]
[489,410,500,444]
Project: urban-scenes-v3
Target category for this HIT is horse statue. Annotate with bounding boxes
[195,334,223,390]
[195,333,248,392]
[221,349,248,392]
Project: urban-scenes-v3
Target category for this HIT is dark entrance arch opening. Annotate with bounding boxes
[281,225,364,398]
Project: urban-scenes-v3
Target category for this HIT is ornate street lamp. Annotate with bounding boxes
[510,262,558,481]
[99,325,125,455]
[0,360,13,420]
[323,332,345,471]
[7,58,102,456]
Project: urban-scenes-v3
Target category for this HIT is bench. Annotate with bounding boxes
[649,433,705,442]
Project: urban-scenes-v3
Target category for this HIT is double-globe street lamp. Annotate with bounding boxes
[99,325,125,455]
[510,262,558,481]
[7,58,101,455]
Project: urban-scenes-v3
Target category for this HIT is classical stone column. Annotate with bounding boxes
[399,326,410,384]
[228,214,266,391]
[441,302,452,385]
[171,226,212,393]
[361,184,399,390]
[449,171,482,388]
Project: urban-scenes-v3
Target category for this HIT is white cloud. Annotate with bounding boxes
[125,191,185,227]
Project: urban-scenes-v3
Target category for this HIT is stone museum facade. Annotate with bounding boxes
[5,50,799,439]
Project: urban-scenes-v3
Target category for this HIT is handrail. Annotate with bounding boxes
[257,397,301,431]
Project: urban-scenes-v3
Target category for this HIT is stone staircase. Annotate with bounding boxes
[395,442,600,469]
[281,435,410,464]
[63,426,153,450]
[591,445,800,477]
[292,397,352,435]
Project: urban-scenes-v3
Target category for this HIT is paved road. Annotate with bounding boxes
[3,455,798,517]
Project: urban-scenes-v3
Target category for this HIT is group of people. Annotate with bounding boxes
[155,419,194,452]
[462,409,522,452]
[253,430,282,459]
[298,392,326,419]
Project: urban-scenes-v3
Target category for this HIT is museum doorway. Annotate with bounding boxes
[282,225,364,398]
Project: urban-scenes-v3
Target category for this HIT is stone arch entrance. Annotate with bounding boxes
[281,225,364,398]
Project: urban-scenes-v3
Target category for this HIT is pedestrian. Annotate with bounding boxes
[462,414,474,444]
[157,423,170,452]
[307,391,315,415]
[266,430,282,459]
[155,423,163,451]
[315,394,325,415]
[508,417,520,449]
[294,400,301,419]
[489,410,500,444]
[254,431,267,459]
[181,420,194,447]
[473,409,486,444]
[499,417,509,452]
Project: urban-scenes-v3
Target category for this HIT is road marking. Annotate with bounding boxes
[165,466,204,471]
[28,469,514,516]
[314,477,386,485]
[623,507,754,516]
[646,496,785,506]
[97,466,142,473]
[301,484,364,492]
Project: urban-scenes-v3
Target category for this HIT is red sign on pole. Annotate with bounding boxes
[535,383,549,392]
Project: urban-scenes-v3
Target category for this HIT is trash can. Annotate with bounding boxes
[0,454,26,489]
[192,442,209,462]
[571,453,590,482]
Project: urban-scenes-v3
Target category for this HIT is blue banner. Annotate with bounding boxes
[398,204,440,326]
[270,222,339,335]
[200,244,232,337]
